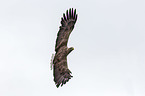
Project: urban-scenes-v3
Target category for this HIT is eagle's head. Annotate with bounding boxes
[67,47,74,55]
[69,47,74,50]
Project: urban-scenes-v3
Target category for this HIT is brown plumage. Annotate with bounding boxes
[52,8,78,88]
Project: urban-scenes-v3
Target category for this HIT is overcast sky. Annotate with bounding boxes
[0,0,145,96]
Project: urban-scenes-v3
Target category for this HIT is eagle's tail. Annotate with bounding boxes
[50,53,55,70]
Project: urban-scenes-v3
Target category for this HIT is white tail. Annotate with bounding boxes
[50,53,55,70]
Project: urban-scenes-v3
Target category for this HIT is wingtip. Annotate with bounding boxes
[66,10,69,19]
[65,8,77,19]
[54,71,73,88]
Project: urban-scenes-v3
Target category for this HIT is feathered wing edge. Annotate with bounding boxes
[53,64,73,88]
[61,8,77,27]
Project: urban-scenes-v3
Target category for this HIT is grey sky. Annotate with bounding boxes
[0,0,145,96]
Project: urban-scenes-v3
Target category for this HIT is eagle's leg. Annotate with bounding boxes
[67,47,74,56]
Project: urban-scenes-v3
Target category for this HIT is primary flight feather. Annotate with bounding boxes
[52,8,78,88]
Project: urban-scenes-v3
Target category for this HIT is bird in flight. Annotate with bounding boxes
[51,8,78,88]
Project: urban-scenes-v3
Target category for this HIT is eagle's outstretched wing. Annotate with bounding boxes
[55,8,77,52]
[53,8,77,88]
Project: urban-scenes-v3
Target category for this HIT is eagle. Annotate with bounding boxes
[52,8,78,88]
